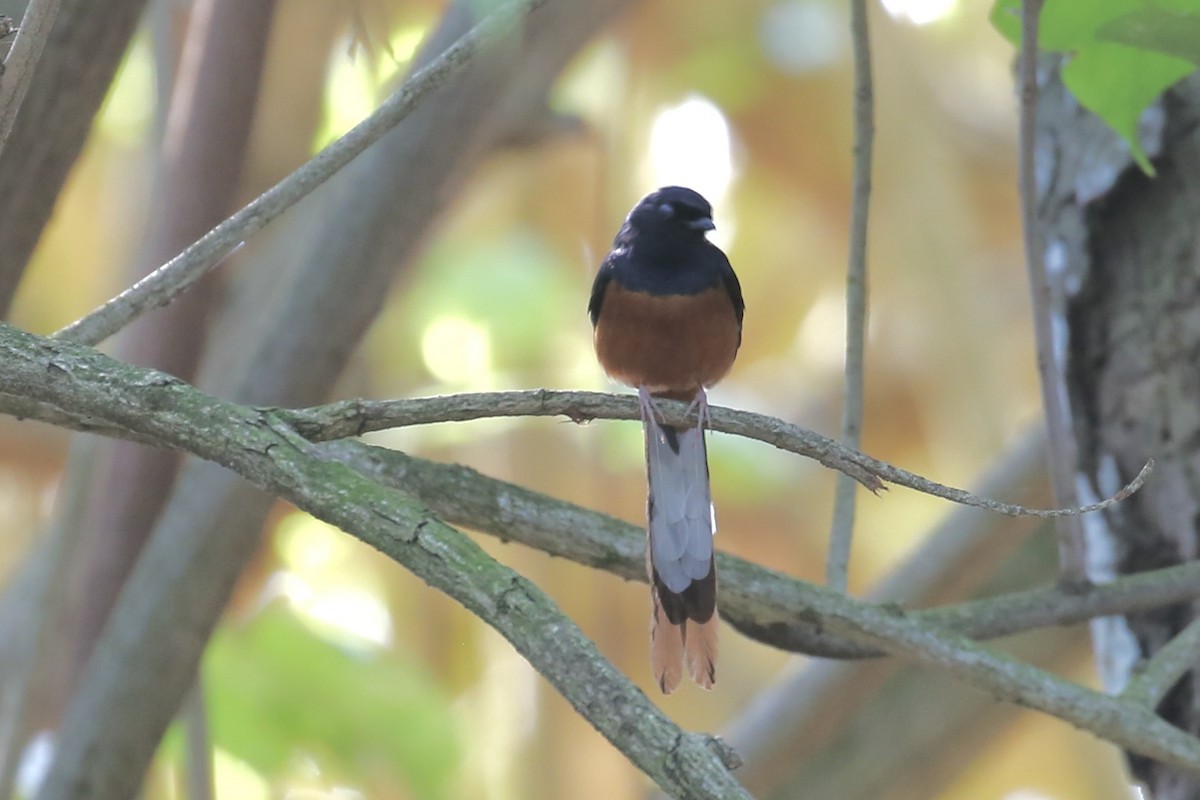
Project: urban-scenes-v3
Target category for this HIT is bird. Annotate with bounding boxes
[588,186,744,693]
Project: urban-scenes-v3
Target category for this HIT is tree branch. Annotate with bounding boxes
[0,387,1150,519]
[3,322,1200,775]
[721,430,1052,796]
[275,390,1149,518]
[328,439,1200,658]
[72,0,279,694]
[182,680,213,800]
[0,0,62,152]
[0,391,159,445]
[0,440,98,798]
[1017,0,1087,581]
[52,0,552,346]
[0,0,151,314]
[1123,617,1200,709]
[17,0,638,794]
[827,0,875,593]
[8,388,1149,519]
[0,384,1194,659]
[0,324,749,800]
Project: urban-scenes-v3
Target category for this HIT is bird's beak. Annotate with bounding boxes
[688,216,716,232]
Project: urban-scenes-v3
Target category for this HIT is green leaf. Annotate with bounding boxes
[991,0,1141,49]
[989,0,1199,175]
[1096,4,1200,64]
[1062,41,1193,173]
[1039,0,1140,51]
[1148,0,1200,13]
[990,0,1021,45]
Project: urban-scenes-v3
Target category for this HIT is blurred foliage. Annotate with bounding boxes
[195,604,459,798]
[0,0,1153,797]
[992,0,1200,172]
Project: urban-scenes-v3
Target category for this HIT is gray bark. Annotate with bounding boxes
[76,0,277,691]
[1040,61,1200,797]
[34,2,633,797]
[0,0,151,312]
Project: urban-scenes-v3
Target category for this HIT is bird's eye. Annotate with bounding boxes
[657,202,674,217]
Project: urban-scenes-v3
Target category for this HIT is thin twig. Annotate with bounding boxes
[68,0,279,696]
[284,391,887,488]
[0,0,61,153]
[52,0,551,346]
[0,439,99,798]
[0,381,1153,517]
[182,679,213,800]
[827,0,875,594]
[275,390,1148,518]
[1122,617,1200,709]
[2,386,1151,518]
[2,386,1151,517]
[1017,0,1087,581]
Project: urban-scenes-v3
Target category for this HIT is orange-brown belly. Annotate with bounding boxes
[594,283,740,398]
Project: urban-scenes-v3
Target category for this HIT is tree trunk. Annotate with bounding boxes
[1040,62,1200,798]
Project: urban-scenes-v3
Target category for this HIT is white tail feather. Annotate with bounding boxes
[645,421,714,593]
[643,397,719,692]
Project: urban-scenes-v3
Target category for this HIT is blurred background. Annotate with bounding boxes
[0,0,1137,797]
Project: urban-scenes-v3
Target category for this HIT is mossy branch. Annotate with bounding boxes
[0,324,749,800]
[3,322,1200,775]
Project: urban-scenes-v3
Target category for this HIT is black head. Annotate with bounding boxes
[590,184,739,325]
[621,186,716,242]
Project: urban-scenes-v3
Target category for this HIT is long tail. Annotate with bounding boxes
[644,415,718,694]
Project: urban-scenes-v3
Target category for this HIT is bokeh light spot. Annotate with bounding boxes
[420,314,493,388]
[213,748,270,800]
[96,35,155,146]
[314,46,377,150]
[277,512,345,570]
[388,25,426,68]
[314,22,427,151]
[881,0,957,26]
[272,514,393,649]
[759,1,845,73]
[646,95,735,212]
[298,587,393,649]
[794,289,847,371]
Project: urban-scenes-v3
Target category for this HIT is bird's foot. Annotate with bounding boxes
[683,388,711,432]
[637,386,666,426]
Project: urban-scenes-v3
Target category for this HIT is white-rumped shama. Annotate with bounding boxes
[589,186,744,693]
